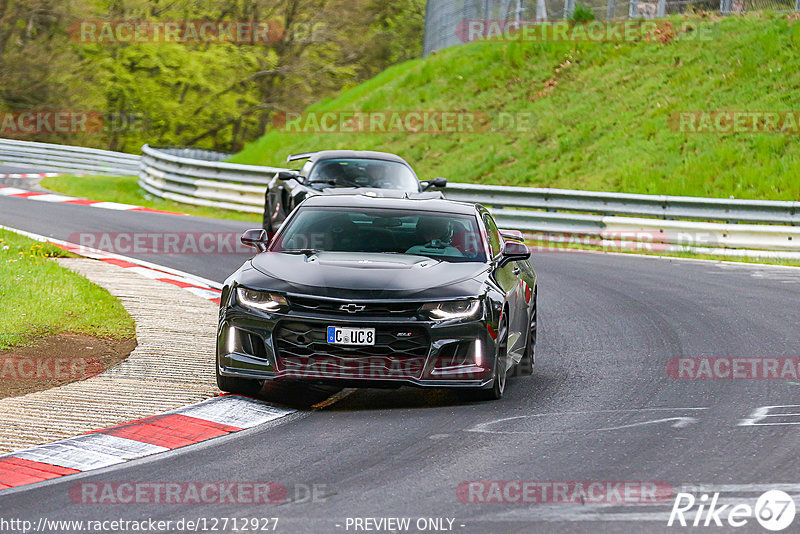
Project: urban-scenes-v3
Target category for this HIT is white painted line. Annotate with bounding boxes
[467,408,709,434]
[0,225,223,292]
[175,395,295,429]
[0,173,59,179]
[184,287,225,300]
[0,186,188,216]
[14,442,126,470]
[0,187,29,196]
[126,266,185,281]
[491,491,800,523]
[675,483,800,494]
[594,249,800,270]
[86,201,140,211]
[738,404,800,426]
[0,396,298,481]
[26,194,75,203]
[64,434,169,460]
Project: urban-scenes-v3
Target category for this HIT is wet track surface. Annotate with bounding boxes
[2,192,800,533]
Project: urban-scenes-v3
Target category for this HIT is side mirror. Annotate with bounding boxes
[277,170,301,182]
[500,229,524,242]
[499,239,530,267]
[241,228,269,253]
[421,177,447,191]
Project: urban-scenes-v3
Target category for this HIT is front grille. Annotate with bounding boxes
[287,296,422,317]
[273,320,430,379]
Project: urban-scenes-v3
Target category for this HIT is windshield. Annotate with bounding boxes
[307,158,419,191]
[270,207,487,263]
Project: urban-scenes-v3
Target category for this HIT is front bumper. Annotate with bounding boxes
[217,304,497,389]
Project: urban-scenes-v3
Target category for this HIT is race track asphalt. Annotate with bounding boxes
[1,193,799,533]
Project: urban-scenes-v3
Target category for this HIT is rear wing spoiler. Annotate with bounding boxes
[286,152,317,163]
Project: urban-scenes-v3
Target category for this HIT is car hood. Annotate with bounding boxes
[246,252,488,299]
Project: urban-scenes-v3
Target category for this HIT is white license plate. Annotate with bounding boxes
[327,326,375,346]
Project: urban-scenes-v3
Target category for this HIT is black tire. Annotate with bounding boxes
[518,292,537,376]
[216,366,263,396]
[460,316,509,401]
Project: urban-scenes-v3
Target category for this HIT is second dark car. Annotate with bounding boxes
[262,150,447,232]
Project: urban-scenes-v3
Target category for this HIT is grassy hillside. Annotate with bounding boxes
[233,14,800,200]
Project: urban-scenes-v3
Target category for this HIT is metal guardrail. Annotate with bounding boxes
[137,145,800,255]
[0,138,140,176]
[443,183,800,225]
[138,145,285,214]
[446,183,800,253]
[2,139,795,257]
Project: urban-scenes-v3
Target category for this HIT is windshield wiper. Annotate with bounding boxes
[309,179,362,188]
[281,249,320,257]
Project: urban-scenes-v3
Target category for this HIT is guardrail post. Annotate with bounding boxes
[564,0,575,19]
[536,0,548,21]
[607,0,616,18]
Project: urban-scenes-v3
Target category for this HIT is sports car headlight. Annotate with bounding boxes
[421,299,481,321]
[236,288,288,312]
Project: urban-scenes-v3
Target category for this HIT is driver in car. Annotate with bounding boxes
[365,163,393,188]
[406,216,463,257]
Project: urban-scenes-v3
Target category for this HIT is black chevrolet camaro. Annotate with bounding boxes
[218,195,537,401]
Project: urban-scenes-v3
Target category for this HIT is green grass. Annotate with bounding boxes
[232,13,800,201]
[41,175,261,223]
[0,230,136,349]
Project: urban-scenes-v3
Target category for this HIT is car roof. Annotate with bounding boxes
[300,194,480,216]
[289,150,411,166]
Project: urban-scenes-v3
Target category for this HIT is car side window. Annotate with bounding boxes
[482,213,502,258]
[300,160,313,178]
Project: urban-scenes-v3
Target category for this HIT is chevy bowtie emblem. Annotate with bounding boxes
[340,303,366,313]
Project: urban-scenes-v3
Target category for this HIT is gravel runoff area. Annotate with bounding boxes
[0,258,220,453]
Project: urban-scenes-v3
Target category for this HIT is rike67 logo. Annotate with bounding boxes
[668,490,796,531]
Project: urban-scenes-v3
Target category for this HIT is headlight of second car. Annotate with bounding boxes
[421,298,481,321]
[236,287,288,313]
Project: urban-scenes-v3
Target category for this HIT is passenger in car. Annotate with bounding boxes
[406,216,463,257]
